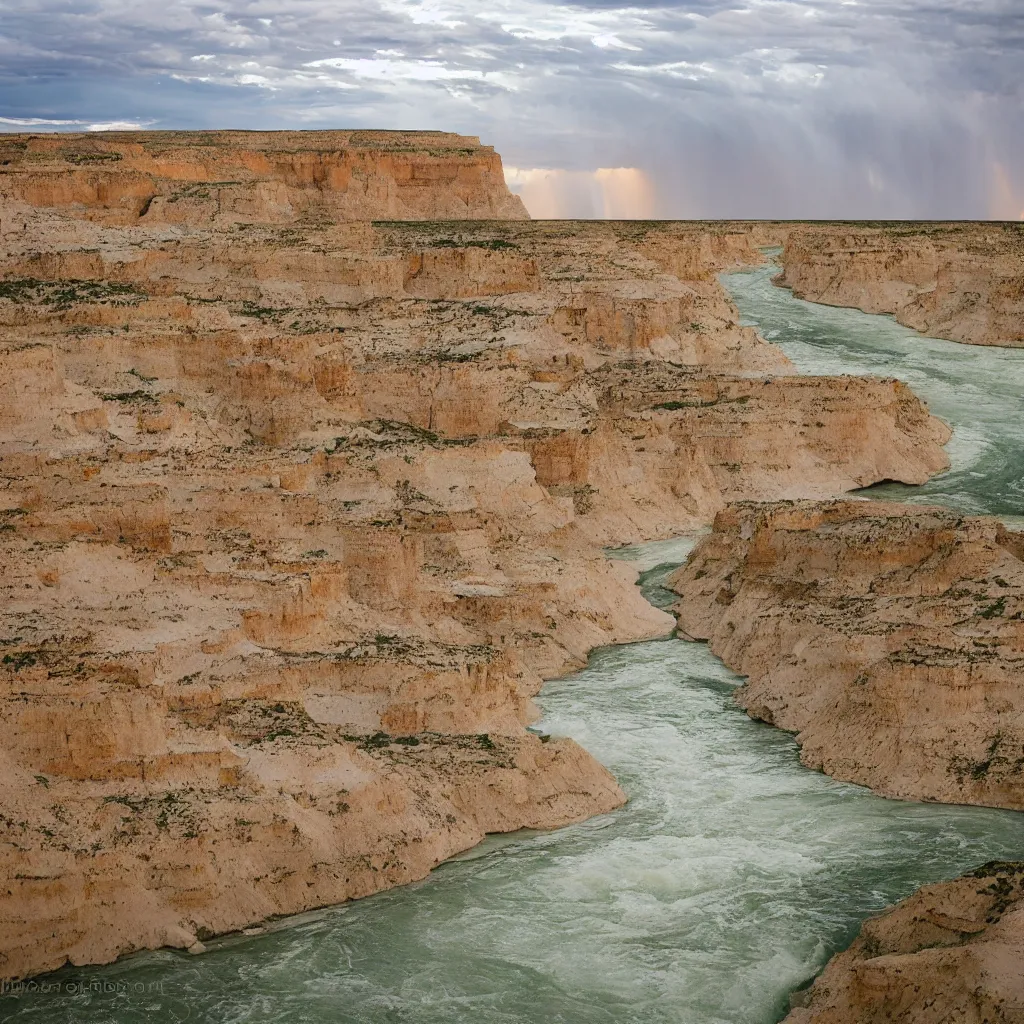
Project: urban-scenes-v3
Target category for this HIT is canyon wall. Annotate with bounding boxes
[785,861,1024,1023]
[0,139,954,981]
[778,223,1024,348]
[0,129,530,224]
[671,499,1024,809]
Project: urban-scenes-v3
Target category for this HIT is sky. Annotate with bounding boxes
[1,0,1022,219]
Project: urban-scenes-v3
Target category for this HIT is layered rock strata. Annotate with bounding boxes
[671,499,1024,808]
[0,130,529,224]
[0,141,953,981]
[673,500,1024,1018]
[785,861,1024,1023]
[778,223,1024,348]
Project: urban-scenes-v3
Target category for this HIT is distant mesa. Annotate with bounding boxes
[0,129,530,224]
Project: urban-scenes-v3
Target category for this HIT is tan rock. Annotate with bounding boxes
[0,137,956,981]
[0,130,529,224]
[671,499,1024,808]
[785,862,1024,1023]
[778,223,1024,348]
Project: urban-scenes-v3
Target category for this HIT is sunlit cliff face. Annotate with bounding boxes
[0,0,1022,218]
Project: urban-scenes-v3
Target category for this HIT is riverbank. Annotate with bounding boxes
[4,144,1022,1016]
[4,542,1022,1023]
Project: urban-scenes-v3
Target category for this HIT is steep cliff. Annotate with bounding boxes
[0,130,530,224]
[778,223,1024,348]
[0,142,956,981]
[671,499,1024,808]
[785,862,1024,1024]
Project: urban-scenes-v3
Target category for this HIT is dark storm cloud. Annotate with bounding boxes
[0,0,1020,217]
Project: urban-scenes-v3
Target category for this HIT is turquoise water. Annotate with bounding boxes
[725,257,1024,519]
[5,262,1023,1024]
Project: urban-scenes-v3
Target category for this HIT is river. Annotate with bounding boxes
[727,253,1024,523]
[5,257,1023,1024]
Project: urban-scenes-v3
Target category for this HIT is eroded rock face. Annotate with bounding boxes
[0,130,530,224]
[778,224,1024,348]
[785,862,1024,1024]
[670,499,1024,808]
[0,142,954,981]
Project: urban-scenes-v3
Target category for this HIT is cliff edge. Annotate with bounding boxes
[0,129,530,225]
[671,499,1024,808]
[777,223,1024,348]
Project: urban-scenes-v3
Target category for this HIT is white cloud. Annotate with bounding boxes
[0,115,153,131]
[613,60,715,81]
[592,34,640,51]
[0,115,85,126]
[305,56,491,82]
[379,0,465,29]
[763,63,825,86]
[87,120,153,130]
[482,3,654,47]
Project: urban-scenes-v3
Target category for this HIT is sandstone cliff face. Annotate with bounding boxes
[785,862,1024,1024]
[0,130,530,225]
[0,143,954,981]
[671,500,1024,808]
[778,223,1024,347]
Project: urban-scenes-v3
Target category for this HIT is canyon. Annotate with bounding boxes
[1,129,1022,1024]
[778,223,1024,348]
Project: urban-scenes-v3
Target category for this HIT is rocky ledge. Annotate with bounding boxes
[0,129,529,225]
[671,499,1024,809]
[778,223,1024,348]
[0,135,955,981]
[785,861,1024,1023]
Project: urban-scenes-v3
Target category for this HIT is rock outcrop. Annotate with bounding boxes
[0,130,530,225]
[671,499,1024,808]
[0,139,955,981]
[785,861,1024,1024]
[778,223,1024,348]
